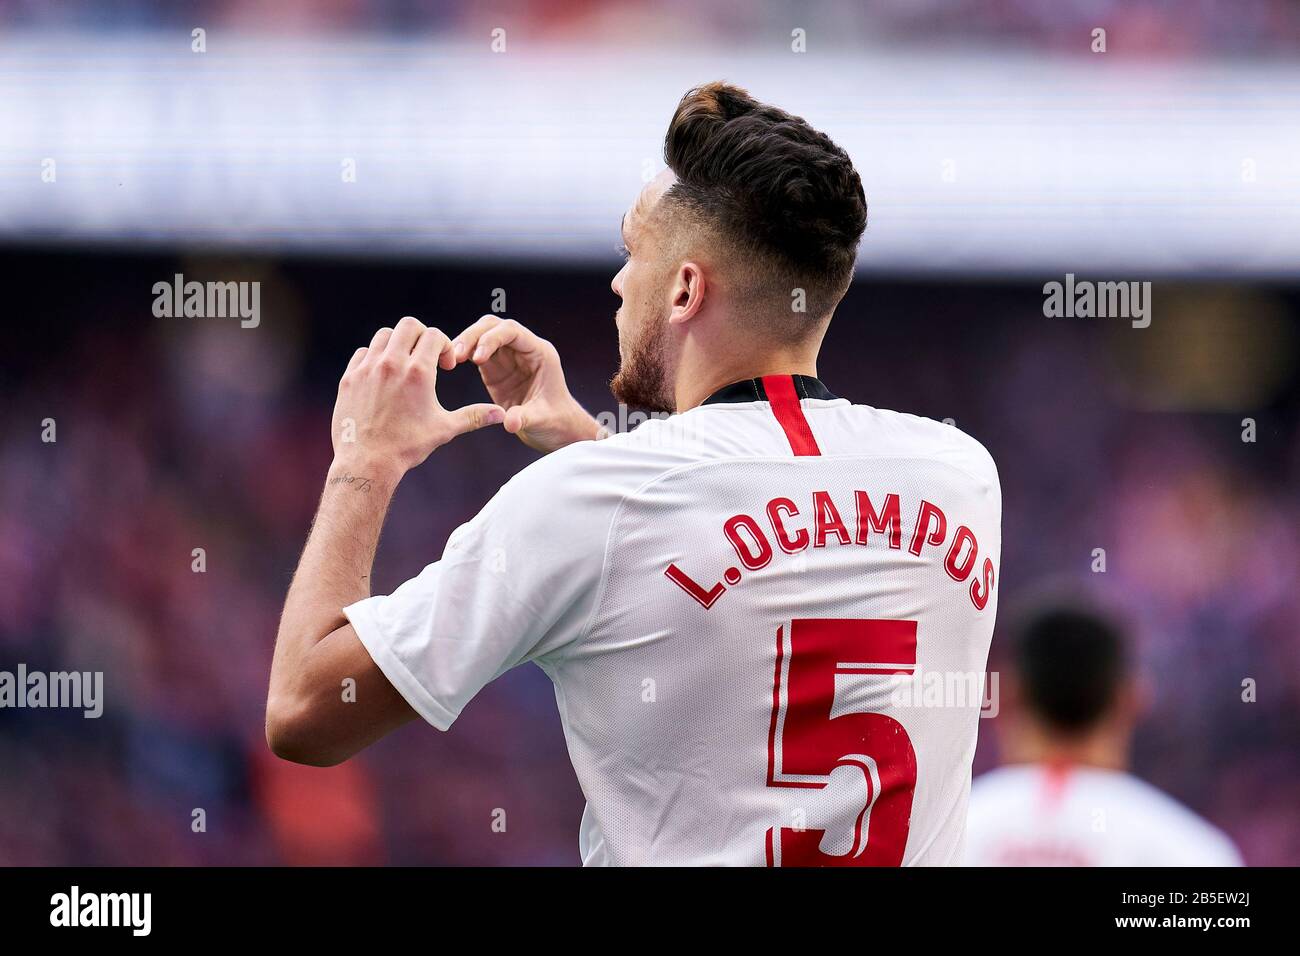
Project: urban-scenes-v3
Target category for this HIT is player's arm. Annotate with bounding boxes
[266,317,505,766]
[450,315,608,453]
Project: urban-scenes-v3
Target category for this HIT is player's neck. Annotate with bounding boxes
[674,351,820,412]
[1007,721,1129,773]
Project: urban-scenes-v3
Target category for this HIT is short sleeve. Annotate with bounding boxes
[344,447,613,730]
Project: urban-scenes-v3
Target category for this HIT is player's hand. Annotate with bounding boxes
[450,315,603,454]
[331,316,505,478]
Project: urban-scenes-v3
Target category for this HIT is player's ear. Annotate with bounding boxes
[667,261,706,327]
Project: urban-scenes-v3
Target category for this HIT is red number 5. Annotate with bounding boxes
[765,618,918,866]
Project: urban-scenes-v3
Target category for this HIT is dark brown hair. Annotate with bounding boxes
[663,82,867,324]
[1013,605,1128,733]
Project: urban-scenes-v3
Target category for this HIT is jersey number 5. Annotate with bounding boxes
[765,618,918,866]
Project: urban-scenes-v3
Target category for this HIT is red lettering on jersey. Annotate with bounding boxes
[663,563,726,609]
[970,557,995,610]
[944,525,978,582]
[724,514,773,570]
[854,491,902,549]
[811,491,851,548]
[677,492,992,612]
[766,497,809,553]
[907,500,947,556]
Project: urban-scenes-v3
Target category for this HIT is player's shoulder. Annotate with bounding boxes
[969,765,1037,806]
[489,423,694,513]
[965,767,1039,845]
[833,402,1000,491]
[1091,770,1242,864]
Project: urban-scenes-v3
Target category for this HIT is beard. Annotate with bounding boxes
[609,308,675,414]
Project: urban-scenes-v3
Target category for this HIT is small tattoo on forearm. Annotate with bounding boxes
[329,472,374,492]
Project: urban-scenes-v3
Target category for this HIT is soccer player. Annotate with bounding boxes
[965,604,1242,866]
[267,82,1002,865]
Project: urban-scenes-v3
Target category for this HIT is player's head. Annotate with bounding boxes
[1004,602,1142,767]
[610,82,867,413]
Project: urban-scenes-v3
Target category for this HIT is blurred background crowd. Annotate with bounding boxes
[1,0,1297,866]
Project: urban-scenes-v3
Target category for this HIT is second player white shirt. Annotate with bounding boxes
[346,374,1002,865]
[965,764,1243,866]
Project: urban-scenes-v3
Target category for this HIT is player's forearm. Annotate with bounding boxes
[269,456,402,705]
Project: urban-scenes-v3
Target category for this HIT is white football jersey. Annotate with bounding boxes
[346,374,1002,865]
[965,764,1243,866]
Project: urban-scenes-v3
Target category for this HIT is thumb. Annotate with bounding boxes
[448,403,505,437]
[503,404,530,436]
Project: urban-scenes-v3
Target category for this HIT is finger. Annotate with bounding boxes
[450,315,503,364]
[345,347,368,374]
[368,327,394,353]
[472,319,537,365]
[447,403,506,437]
[387,315,426,356]
[413,326,455,370]
[503,405,529,435]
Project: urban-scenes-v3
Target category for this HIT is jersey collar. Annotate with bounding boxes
[701,374,837,405]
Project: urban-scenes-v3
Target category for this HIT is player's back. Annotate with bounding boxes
[964,764,1242,866]
[549,375,1002,865]
[349,374,1001,865]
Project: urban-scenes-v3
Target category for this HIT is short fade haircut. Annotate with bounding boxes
[1012,605,1129,733]
[661,82,867,328]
